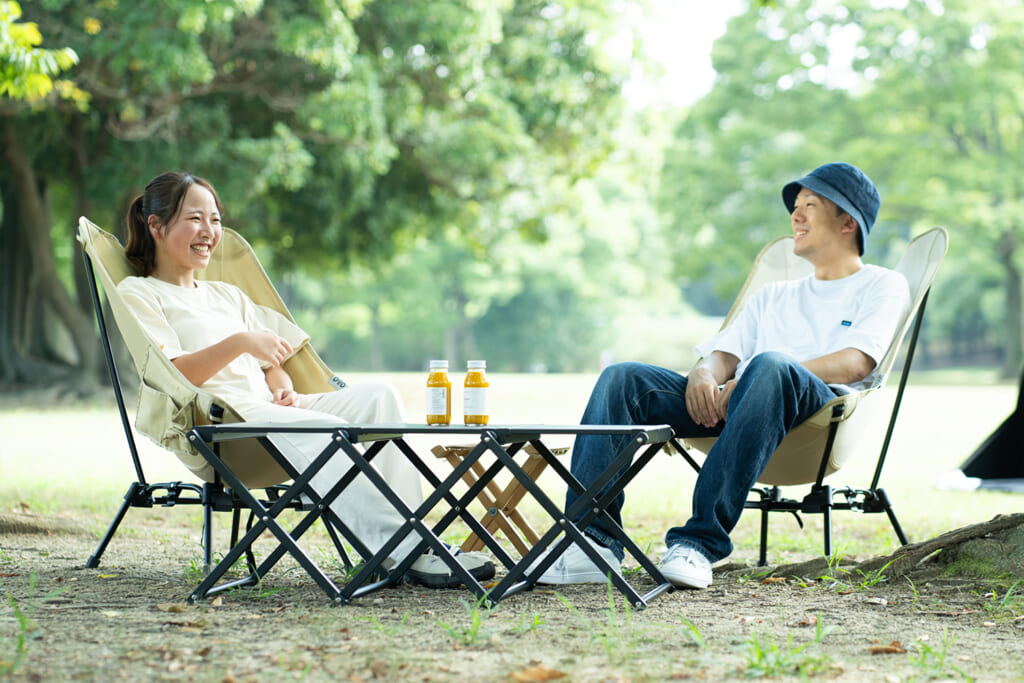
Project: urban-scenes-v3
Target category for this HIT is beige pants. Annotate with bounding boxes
[237,382,424,563]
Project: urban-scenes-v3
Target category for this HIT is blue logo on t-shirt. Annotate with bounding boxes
[841,320,852,327]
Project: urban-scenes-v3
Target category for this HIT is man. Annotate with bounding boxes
[537,162,911,589]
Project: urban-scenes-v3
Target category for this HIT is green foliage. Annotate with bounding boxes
[0,0,78,100]
[4,0,661,378]
[658,0,1024,370]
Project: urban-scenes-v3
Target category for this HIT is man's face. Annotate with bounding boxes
[790,188,852,259]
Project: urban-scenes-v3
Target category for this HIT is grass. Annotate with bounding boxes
[740,617,838,679]
[435,596,497,647]
[1,375,1021,568]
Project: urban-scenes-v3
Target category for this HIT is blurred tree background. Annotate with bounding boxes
[1,0,1020,389]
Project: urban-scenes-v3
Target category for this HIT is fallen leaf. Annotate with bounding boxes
[868,641,906,655]
[761,576,787,585]
[0,573,18,577]
[98,574,118,579]
[100,610,121,618]
[210,596,223,607]
[508,665,567,682]
[370,659,389,678]
[156,603,188,613]
[865,597,888,606]
[792,615,818,627]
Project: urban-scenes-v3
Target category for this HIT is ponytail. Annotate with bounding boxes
[125,194,155,275]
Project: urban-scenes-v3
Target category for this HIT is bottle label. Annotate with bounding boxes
[463,387,488,420]
[426,387,449,416]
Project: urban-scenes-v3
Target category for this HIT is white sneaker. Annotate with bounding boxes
[530,541,622,585]
[659,544,713,589]
[405,547,496,589]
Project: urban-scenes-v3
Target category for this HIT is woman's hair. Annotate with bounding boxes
[124,172,223,276]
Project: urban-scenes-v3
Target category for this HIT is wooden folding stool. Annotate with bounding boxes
[432,443,569,556]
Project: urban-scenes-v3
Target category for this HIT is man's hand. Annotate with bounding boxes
[716,379,737,421]
[686,367,725,428]
[685,351,740,428]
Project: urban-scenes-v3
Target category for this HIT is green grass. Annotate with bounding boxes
[1,376,1021,569]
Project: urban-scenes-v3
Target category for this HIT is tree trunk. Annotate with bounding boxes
[998,230,1023,378]
[369,301,384,371]
[0,117,99,391]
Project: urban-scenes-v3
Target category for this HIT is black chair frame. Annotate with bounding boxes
[82,247,350,576]
[668,289,930,567]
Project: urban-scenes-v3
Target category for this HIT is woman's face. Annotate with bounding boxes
[149,184,222,285]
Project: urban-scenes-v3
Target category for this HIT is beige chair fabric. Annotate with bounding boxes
[77,216,337,487]
[683,227,949,486]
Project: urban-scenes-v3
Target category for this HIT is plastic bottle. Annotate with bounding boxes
[463,360,489,426]
[426,360,451,425]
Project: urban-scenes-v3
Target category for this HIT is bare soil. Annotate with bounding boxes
[2,510,1023,682]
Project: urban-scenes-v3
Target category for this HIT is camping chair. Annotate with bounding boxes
[77,217,351,581]
[668,227,949,565]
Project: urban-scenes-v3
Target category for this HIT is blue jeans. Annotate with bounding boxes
[568,352,839,562]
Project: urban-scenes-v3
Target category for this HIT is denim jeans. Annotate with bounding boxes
[568,352,839,562]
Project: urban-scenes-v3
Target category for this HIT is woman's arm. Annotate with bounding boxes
[264,364,300,407]
[171,331,293,387]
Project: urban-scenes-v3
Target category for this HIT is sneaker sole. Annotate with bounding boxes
[535,569,621,585]
[660,568,712,589]
[406,561,496,589]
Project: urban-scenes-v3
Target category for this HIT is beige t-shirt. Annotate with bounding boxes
[118,276,309,413]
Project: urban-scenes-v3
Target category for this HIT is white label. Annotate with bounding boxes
[426,387,448,416]
[463,387,488,418]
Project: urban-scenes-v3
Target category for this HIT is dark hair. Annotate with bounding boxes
[125,172,223,276]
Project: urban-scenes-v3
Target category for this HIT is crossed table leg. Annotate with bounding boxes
[185,423,676,609]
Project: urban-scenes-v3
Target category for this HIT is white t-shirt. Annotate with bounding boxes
[118,276,310,413]
[694,264,911,391]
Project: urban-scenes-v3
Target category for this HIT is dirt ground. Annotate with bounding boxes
[2,509,1023,682]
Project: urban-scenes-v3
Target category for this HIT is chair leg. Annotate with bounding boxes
[758,507,769,567]
[822,501,833,558]
[203,495,215,574]
[876,488,909,546]
[86,482,146,568]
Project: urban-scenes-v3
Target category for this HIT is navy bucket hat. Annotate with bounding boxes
[782,162,880,255]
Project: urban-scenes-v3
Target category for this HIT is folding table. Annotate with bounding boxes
[185,422,676,609]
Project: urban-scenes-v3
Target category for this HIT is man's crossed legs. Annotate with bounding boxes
[535,352,839,588]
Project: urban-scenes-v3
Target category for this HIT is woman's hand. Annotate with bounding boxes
[272,388,300,407]
[245,332,294,367]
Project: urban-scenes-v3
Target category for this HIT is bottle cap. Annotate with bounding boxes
[429,360,449,369]
[467,360,486,369]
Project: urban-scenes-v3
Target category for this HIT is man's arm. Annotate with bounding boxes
[686,350,740,428]
[802,347,875,386]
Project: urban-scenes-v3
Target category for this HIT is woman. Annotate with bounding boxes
[119,171,493,588]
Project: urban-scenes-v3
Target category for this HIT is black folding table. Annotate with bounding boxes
[185,422,675,609]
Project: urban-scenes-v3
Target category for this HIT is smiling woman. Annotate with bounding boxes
[113,171,496,588]
[124,172,224,281]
